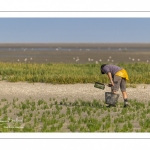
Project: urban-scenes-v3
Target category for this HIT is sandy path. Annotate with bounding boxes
[0,81,150,102]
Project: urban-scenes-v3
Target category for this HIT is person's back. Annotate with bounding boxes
[101,64,122,77]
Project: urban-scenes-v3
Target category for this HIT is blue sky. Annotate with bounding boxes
[0,18,150,43]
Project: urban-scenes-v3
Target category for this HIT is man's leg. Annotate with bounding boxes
[111,75,121,93]
[110,76,121,106]
[120,78,128,107]
[122,91,127,99]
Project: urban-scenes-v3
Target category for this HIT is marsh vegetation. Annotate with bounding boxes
[0,98,150,132]
[0,62,150,84]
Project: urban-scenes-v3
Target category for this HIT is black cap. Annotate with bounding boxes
[100,64,107,74]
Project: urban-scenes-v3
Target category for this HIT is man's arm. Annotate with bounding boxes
[107,72,114,86]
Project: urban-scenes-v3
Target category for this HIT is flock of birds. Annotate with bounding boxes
[5,47,150,64]
[72,56,114,64]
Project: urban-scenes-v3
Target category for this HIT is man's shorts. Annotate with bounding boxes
[111,75,126,92]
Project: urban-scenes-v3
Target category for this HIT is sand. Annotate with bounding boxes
[0,81,150,103]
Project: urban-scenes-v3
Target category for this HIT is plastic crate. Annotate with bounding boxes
[105,92,119,105]
[94,82,105,90]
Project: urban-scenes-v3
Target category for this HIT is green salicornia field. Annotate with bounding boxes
[0,98,150,132]
[0,62,150,84]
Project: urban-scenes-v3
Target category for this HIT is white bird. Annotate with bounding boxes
[90,59,93,61]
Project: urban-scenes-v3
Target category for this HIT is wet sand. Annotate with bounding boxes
[0,43,150,64]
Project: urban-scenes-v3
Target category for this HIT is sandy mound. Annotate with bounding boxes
[0,81,149,102]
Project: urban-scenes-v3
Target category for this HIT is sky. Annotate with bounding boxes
[0,18,150,43]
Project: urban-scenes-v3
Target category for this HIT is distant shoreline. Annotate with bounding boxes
[0,43,150,48]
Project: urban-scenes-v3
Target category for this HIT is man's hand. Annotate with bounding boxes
[108,82,114,87]
[110,81,114,86]
[108,83,112,87]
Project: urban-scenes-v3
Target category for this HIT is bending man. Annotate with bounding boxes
[101,64,129,107]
